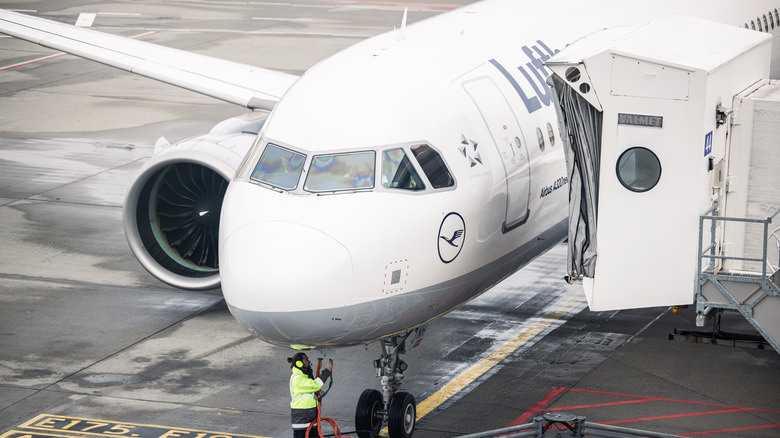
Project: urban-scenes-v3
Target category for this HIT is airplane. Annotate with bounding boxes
[2,1,778,437]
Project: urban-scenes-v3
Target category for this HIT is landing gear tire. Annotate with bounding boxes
[355,388,383,438]
[388,391,416,438]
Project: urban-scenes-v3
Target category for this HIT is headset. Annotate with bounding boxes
[291,352,308,370]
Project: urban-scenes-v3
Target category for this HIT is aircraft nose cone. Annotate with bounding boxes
[220,221,354,313]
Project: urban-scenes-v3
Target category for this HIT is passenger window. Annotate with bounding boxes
[536,127,545,151]
[251,144,306,190]
[411,145,454,189]
[382,148,425,191]
[304,151,375,192]
[547,122,556,146]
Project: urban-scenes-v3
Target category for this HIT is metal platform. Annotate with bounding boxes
[697,202,780,354]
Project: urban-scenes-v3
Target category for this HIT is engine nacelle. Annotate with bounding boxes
[123,113,266,290]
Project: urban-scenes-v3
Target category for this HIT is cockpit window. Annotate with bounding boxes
[250,143,306,190]
[411,144,454,189]
[382,148,425,191]
[304,151,375,192]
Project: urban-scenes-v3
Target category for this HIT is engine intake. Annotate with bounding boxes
[124,151,235,289]
[123,114,265,290]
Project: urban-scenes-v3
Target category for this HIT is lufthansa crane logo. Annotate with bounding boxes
[438,212,465,264]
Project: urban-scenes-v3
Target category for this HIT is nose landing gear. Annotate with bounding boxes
[355,331,419,438]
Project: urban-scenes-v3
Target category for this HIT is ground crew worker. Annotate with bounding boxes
[288,352,333,438]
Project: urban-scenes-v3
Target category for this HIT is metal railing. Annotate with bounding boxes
[456,413,683,438]
[695,201,780,353]
[697,201,780,278]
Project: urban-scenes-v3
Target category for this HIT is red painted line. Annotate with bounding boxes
[545,398,660,411]
[565,388,780,413]
[599,408,750,425]
[129,31,158,39]
[510,387,567,426]
[0,52,68,71]
[319,0,458,9]
[678,423,780,436]
[0,31,157,72]
[512,387,780,435]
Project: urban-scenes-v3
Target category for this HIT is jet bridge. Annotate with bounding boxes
[545,15,780,352]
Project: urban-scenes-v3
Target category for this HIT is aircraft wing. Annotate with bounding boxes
[0,9,299,111]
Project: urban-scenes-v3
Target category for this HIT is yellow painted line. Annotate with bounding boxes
[378,295,583,435]
[17,414,271,438]
[416,296,583,420]
[1,431,75,438]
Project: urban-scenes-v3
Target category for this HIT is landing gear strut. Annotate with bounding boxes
[355,333,417,438]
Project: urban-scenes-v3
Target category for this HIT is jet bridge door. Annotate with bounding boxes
[463,78,531,230]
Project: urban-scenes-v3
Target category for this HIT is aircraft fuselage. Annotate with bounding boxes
[218,0,780,347]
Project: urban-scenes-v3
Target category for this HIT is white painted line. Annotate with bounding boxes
[75,12,97,27]
[203,1,332,7]
[251,17,314,21]
[97,12,142,16]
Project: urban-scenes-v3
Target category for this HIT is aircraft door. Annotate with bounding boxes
[463,78,531,230]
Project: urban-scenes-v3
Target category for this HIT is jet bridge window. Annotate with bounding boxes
[410,145,454,189]
[250,143,306,190]
[304,151,375,192]
[616,147,662,193]
[382,148,424,191]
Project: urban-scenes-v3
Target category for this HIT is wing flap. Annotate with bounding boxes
[0,9,299,110]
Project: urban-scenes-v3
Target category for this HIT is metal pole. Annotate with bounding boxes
[762,217,769,277]
[455,422,538,438]
[709,202,718,270]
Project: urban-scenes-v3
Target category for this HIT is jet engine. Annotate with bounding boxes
[123,113,266,290]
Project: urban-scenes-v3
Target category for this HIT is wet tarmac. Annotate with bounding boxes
[1,1,779,437]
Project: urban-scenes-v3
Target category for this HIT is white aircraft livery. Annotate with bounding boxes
[2,1,778,436]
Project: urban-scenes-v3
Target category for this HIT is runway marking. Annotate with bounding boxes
[0,31,157,72]
[201,1,332,7]
[318,0,458,9]
[680,424,780,436]
[1,431,76,438]
[251,16,314,21]
[415,295,584,421]
[16,414,270,438]
[514,387,780,435]
[0,52,69,72]
[97,12,142,16]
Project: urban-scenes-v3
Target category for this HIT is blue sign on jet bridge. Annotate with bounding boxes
[704,131,713,156]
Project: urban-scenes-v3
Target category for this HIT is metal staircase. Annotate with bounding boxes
[696,202,780,353]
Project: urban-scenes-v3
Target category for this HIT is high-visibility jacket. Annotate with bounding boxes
[289,367,330,430]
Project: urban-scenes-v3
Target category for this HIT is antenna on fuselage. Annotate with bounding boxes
[397,7,408,40]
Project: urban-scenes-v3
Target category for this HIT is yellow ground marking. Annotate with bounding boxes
[1,431,75,438]
[378,295,583,436]
[17,414,271,438]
